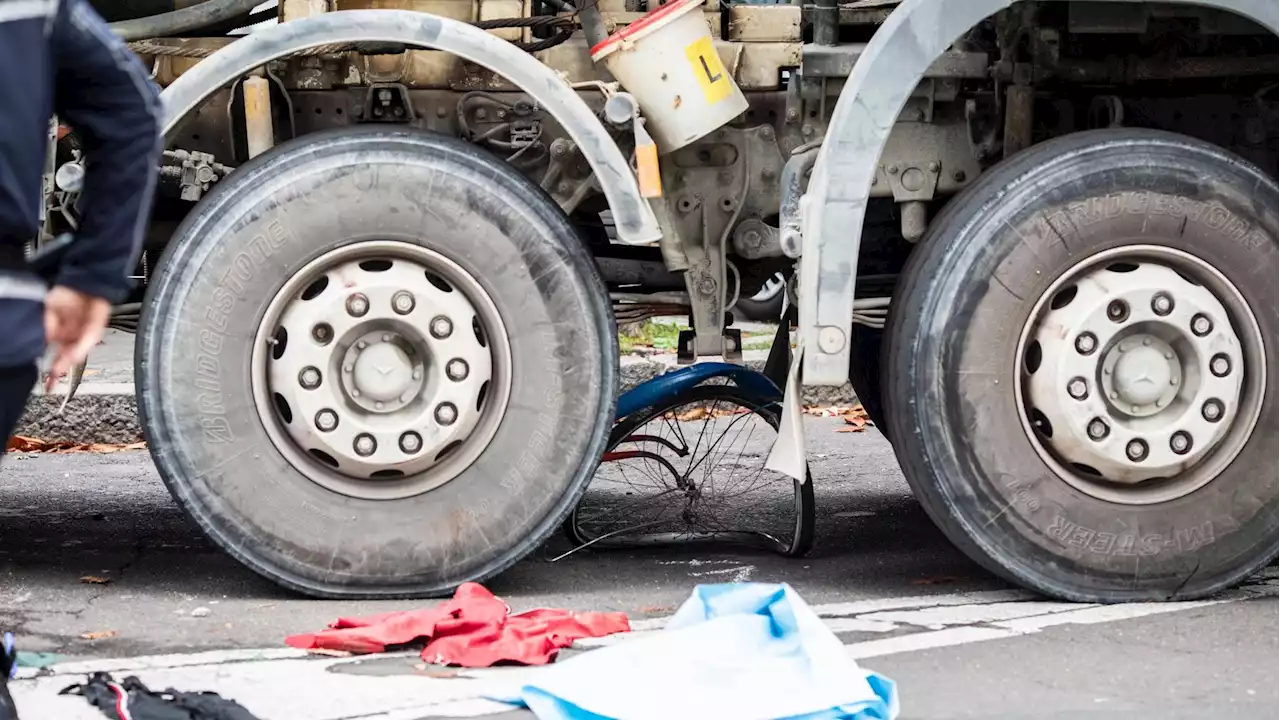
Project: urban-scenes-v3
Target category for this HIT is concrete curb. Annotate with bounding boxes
[15,357,856,444]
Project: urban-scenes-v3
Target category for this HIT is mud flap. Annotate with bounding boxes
[766,343,808,482]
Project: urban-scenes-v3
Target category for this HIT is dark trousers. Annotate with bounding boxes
[0,364,37,457]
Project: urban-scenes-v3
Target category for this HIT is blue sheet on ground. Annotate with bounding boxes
[488,582,898,720]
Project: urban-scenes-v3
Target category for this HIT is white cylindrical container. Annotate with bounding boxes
[591,0,749,154]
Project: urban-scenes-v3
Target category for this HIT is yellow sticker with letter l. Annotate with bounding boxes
[685,36,733,105]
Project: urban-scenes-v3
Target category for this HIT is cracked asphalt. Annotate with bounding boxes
[1,418,1276,719]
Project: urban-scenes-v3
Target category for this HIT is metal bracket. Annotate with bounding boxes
[664,125,784,361]
[361,83,415,123]
[679,328,743,365]
[541,138,594,215]
[732,218,785,260]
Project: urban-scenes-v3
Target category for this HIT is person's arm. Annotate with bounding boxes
[50,0,162,304]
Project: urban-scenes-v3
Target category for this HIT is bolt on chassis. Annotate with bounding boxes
[39,0,1279,600]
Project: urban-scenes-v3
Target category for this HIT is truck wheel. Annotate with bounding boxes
[885,129,1276,601]
[137,127,617,598]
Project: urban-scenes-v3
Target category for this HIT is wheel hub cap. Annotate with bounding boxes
[251,241,511,500]
[344,332,421,411]
[1103,336,1177,414]
[1016,246,1265,504]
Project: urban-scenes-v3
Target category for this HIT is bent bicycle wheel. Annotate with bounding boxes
[564,385,815,557]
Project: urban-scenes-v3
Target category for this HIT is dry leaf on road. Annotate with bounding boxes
[79,576,111,585]
[79,630,118,640]
[805,404,871,432]
[4,436,146,453]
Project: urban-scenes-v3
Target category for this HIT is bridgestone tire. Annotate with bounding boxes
[885,129,1277,602]
[137,128,617,598]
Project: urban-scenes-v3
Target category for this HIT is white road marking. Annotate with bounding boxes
[689,565,755,582]
[11,574,1275,720]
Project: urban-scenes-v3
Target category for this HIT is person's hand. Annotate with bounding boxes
[43,286,110,392]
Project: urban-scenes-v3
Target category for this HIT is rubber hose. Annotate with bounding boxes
[109,0,266,41]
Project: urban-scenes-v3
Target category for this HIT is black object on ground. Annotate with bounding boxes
[59,672,260,720]
[1,633,18,720]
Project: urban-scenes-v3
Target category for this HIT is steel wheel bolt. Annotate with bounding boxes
[1170,431,1192,455]
[354,434,377,457]
[392,291,415,315]
[1067,377,1088,400]
[1202,399,1224,422]
[1210,354,1231,377]
[315,409,338,432]
[399,431,422,454]
[1075,332,1098,355]
[446,359,469,382]
[435,402,458,426]
[1087,418,1109,440]
[1126,438,1148,462]
[298,366,322,389]
[430,316,453,339]
[346,293,370,317]
[1151,292,1174,316]
[1107,300,1129,322]
[312,323,333,344]
[1191,313,1213,336]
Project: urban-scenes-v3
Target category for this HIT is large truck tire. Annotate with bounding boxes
[884,129,1277,602]
[137,127,617,598]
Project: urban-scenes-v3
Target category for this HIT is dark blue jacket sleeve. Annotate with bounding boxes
[50,0,162,303]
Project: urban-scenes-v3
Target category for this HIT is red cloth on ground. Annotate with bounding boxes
[284,583,630,667]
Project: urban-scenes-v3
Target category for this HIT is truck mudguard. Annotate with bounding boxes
[159,9,663,245]
[799,0,1279,385]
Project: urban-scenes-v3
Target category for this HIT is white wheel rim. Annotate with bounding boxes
[1015,245,1266,505]
[250,240,512,500]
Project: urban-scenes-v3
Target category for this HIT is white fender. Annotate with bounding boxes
[799,0,1278,385]
[160,10,662,245]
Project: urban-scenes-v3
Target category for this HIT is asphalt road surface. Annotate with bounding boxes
[1,417,1276,719]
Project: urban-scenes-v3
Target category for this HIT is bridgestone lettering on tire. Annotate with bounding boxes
[138,128,617,598]
[885,129,1277,602]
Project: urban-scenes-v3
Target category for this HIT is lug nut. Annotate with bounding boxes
[1067,377,1088,400]
[392,291,416,315]
[430,316,453,339]
[1125,438,1149,462]
[1087,418,1110,441]
[354,434,377,457]
[1150,292,1174,316]
[298,366,322,389]
[435,402,458,426]
[1202,398,1224,422]
[1106,299,1129,323]
[1210,354,1231,377]
[1191,313,1213,336]
[399,431,423,454]
[315,409,338,432]
[446,359,469,382]
[312,323,333,345]
[1075,332,1098,355]
[1170,431,1193,455]
[346,293,370,317]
